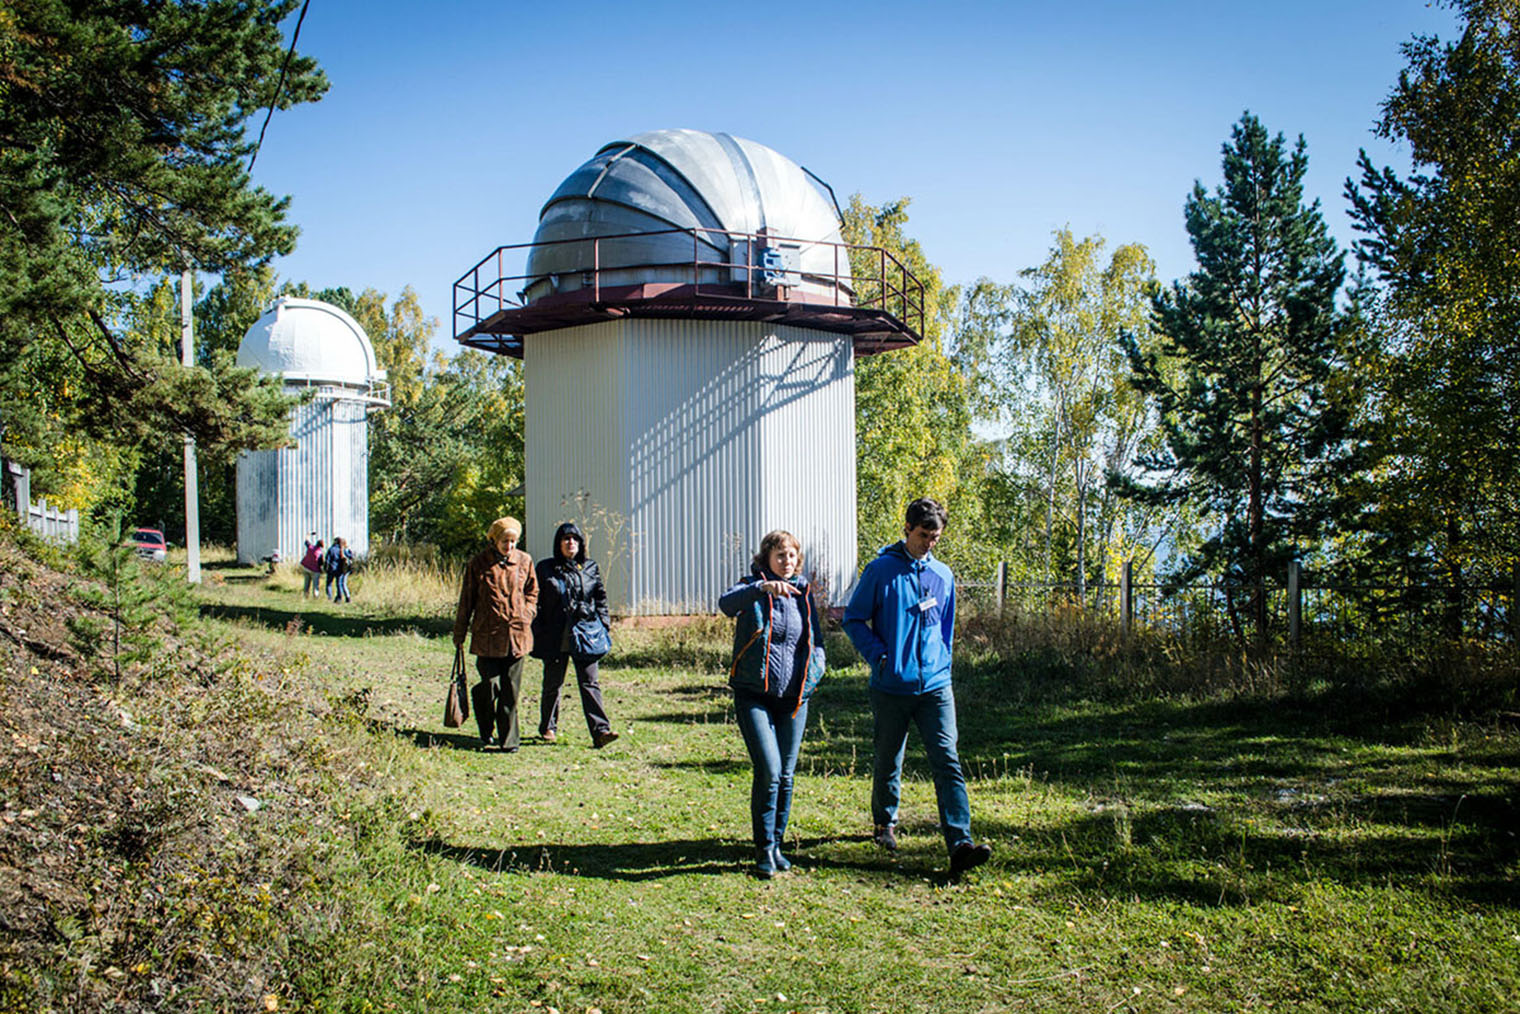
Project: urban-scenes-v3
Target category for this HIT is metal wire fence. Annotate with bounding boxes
[957,563,1520,647]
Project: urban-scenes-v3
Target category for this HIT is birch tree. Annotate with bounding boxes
[1346,0,1520,628]
[975,230,1167,591]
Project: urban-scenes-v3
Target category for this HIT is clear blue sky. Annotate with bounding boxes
[248,0,1459,346]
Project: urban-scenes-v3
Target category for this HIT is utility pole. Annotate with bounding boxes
[181,270,202,584]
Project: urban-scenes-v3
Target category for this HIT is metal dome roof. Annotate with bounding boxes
[524,129,853,304]
[237,297,387,391]
[454,129,927,357]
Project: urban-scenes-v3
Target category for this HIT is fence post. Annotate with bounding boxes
[1512,563,1520,644]
[1288,560,1302,649]
[995,561,1007,615]
[9,461,28,526]
[1120,559,1133,637]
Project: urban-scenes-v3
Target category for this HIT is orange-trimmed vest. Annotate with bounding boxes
[719,570,826,712]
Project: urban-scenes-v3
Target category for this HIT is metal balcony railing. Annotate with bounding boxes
[452,226,925,352]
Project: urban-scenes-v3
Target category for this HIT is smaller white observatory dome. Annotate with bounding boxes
[234,297,388,567]
[237,296,387,391]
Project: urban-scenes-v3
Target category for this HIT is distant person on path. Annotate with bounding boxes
[299,535,324,598]
[719,529,827,879]
[531,521,619,748]
[323,536,342,600]
[454,516,538,752]
[331,537,354,603]
[324,537,352,602]
[842,497,992,880]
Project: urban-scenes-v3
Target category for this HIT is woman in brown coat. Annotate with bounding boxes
[453,516,538,752]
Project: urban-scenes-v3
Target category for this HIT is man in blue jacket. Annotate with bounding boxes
[842,498,992,879]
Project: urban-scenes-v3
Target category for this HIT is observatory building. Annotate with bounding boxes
[455,129,923,613]
[234,297,390,565]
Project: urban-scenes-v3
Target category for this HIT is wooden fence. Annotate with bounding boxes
[6,460,79,544]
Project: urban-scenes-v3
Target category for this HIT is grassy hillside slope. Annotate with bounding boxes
[3,538,1518,1012]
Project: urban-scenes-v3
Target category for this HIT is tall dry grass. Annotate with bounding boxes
[955,600,1520,715]
[352,545,457,615]
[180,542,460,615]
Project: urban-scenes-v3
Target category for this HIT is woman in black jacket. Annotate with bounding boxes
[531,521,618,748]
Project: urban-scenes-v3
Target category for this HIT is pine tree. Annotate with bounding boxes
[1119,114,1352,643]
[0,0,327,475]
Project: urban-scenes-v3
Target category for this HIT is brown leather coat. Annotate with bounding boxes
[453,547,538,658]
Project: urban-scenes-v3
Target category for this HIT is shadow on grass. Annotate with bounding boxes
[662,683,731,698]
[975,803,1520,909]
[803,674,1512,792]
[201,602,452,639]
[383,726,485,751]
[634,709,733,726]
[372,723,577,753]
[414,833,919,882]
[415,835,746,880]
[649,759,750,775]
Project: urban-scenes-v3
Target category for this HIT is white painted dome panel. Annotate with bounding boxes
[237,297,383,387]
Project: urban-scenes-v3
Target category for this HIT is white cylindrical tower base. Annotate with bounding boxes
[236,395,372,564]
[525,318,857,614]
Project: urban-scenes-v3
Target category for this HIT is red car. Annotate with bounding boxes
[130,527,168,563]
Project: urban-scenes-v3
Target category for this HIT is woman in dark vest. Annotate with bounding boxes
[719,529,827,878]
[531,521,618,749]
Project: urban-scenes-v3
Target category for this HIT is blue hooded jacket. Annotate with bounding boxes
[841,542,956,695]
[719,567,826,712]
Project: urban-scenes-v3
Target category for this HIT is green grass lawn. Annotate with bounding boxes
[198,562,1520,1013]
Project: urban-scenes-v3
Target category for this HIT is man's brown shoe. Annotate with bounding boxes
[592,730,619,749]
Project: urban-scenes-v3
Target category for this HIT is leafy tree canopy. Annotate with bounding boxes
[983,229,1170,589]
[843,197,991,574]
[0,0,327,479]
[1346,0,1520,580]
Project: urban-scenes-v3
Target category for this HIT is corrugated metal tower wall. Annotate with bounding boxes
[525,319,856,614]
[236,395,372,564]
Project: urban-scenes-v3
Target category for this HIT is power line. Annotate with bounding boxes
[247,0,312,173]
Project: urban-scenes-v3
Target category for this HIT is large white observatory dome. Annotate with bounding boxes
[524,128,853,305]
[452,128,930,612]
[237,296,387,391]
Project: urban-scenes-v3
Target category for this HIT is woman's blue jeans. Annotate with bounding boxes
[734,692,809,852]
